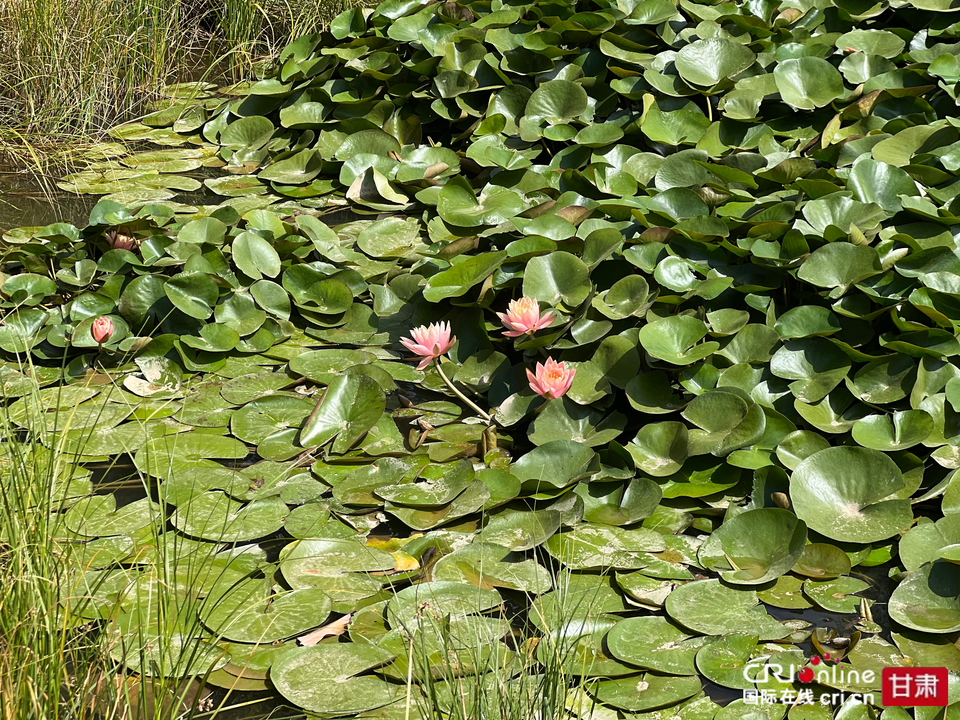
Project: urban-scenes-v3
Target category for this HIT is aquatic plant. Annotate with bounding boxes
[498,297,555,338]
[527,358,576,401]
[3,0,960,715]
[401,322,457,371]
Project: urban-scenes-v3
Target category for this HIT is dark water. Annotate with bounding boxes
[0,179,102,229]
[0,172,369,231]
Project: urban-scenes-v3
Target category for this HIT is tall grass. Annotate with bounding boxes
[0,0,361,141]
[401,569,611,720]
[0,378,114,720]
[0,368,244,720]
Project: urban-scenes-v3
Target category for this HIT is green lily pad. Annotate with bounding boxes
[423,251,508,302]
[525,80,588,123]
[357,216,423,258]
[888,561,960,633]
[476,508,561,550]
[776,431,830,471]
[510,440,595,492]
[171,492,287,542]
[606,616,709,675]
[437,176,525,227]
[797,243,881,289]
[386,581,502,629]
[65,495,158,537]
[899,516,960,572]
[627,422,689,478]
[793,543,852,579]
[231,395,313,444]
[385,479,490,530]
[695,633,758,690]
[530,399,628,447]
[789,447,913,543]
[200,578,332,643]
[676,38,755,87]
[640,316,720,366]
[757,575,813,609]
[544,524,667,570]
[522,251,591,309]
[300,374,386,453]
[851,410,934,451]
[698,508,807,585]
[221,116,275,149]
[205,175,268,197]
[665,579,790,639]
[161,465,249,506]
[432,541,553,594]
[272,644,399,715]
[280,538,396,586]
[802,577,869,614]
[375,459,473,507]
[576,478,662,526]
[587,674,702,713]
[773,57,845,110]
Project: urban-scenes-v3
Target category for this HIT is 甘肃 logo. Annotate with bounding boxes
[882,668,949,707]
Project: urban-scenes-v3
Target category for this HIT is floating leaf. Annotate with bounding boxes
[676,38,755,87]
[201,579,332,643]
[790,447,912,543]
[300,374,386,453]
[665,579,790,639]
[888,561,960,633]
[773,58,845,110]
[698,509,807,585]
[272,644,399,715]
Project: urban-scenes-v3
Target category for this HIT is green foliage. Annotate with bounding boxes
[0,0,366,136]
[7,0,960,716]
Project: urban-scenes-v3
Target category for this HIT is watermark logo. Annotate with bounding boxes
[742,653,877,707]
[744,652,875,686]
[882,668,948,707]
[742,655,950,708]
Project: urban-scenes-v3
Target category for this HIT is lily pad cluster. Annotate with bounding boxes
[4,0,960,715]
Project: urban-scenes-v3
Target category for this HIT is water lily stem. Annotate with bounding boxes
[532,397,552,416]
[434,360,491,421]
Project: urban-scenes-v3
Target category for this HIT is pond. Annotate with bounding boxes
[3,0,960,718]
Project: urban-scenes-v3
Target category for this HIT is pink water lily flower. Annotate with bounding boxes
[401,322,456,370]
[91,317,114,345]
[527,358,576,400]
[105,229,137,251]
[497,297,555,337]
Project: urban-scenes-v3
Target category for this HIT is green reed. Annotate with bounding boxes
[0,0,360,138]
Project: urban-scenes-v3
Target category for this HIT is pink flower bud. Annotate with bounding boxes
[400,322,456,370]
[527,358,576,400]
[91,317,114,345]
[497,297,555,337]
[105,229,137,252]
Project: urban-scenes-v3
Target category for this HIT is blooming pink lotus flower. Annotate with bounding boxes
[527,358,576,400]
[400,322,456,370]
[497,297,555,337]
[105,229,137,252]
[91,317,114,345]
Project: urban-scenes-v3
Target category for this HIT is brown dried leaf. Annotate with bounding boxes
[298,613,352,646]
